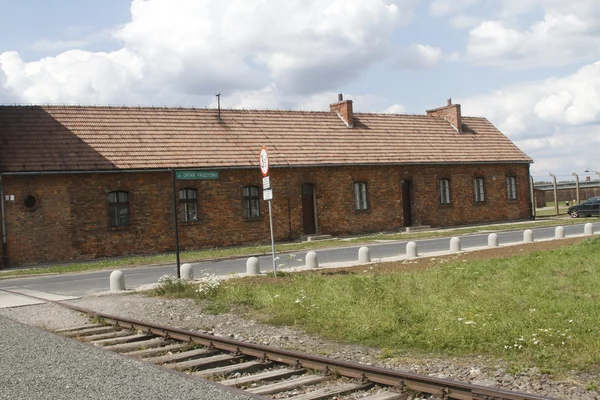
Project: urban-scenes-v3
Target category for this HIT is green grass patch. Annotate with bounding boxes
[1,217,598,279]
[194,236,600,373]
[536,202,570,217]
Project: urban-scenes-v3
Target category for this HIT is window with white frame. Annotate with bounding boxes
[474,178,486,203]
[353,182,368,210]
[506,176,517,200]
[439,178,451,204]
[179,188,198,222]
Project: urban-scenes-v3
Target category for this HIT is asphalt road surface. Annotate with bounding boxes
[1,221,598,297]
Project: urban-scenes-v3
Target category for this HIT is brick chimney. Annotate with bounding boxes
[330,93,354,128]
[426,98,462,133]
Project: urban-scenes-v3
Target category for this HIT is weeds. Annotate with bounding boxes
[197,237,600,374]
[151,275,198,297]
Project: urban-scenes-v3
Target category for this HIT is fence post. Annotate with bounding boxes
[246,257,260,276]
[306,251,319,269]
[358,246,371,262]
[406,241,418,259]
[110,270,126,291]
[450,237,461,252]
[555,226,564,239]
[523,229,534,243]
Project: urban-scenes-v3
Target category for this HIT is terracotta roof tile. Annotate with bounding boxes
[0,105,532,172]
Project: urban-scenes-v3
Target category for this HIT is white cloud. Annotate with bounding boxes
[395,44,442,69]
[29,39,90,52]
[0,66,18,103]
[114,0,409,95]
[428,0,600,68]
[383,104,407,113]
[0,50,146,105]
[450,14,482,29]
[0,0,413,106]
[460,61,600,175]
[428,0,480,16]
[466,13,600,68]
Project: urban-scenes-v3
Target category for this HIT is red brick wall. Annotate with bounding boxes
[1,163,531,265]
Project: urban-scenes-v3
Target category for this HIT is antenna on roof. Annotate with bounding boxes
[216,93,221,121]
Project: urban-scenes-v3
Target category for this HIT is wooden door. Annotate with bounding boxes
[301,183,316,235]
[402,179,413,227]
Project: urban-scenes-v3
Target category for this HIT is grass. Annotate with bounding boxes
[535,202,570,217]
[1,216,598,279]
[161,236,600,374]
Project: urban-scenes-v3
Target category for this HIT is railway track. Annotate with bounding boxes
[3,289,557,400]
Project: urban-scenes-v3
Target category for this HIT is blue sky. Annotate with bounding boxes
[1,0,599,182]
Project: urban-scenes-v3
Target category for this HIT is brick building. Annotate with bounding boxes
[0,97,533,266]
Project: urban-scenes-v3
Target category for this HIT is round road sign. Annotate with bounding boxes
[259,146,269,177]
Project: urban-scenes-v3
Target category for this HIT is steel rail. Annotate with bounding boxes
[55,301,556,400]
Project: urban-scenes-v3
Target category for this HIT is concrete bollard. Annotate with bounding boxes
[246,257,260,276]
[110,270,125,292]
[358,246,371,262]
[406,241,418,259]
[555,226,565,239]
[306,251,319,269]
[181,263,194,280]
[450,237,461,252]
[488,233,498,247]
[523,229,534,243]
[584,223,594,235]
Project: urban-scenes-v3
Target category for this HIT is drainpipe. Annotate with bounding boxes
[528,167,535,220]
[0,175,8,267]
[549,173,559,216]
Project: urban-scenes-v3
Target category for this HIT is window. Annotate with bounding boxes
[179,188,198,222]
[439,179,451,205]
[108,191,130,227]
[353,182,368,210]
[243,186,260,218]
[506,176,517,200]
[473,178,486,203]
[24,195,37,209]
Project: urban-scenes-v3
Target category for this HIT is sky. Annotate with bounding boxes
[0,0,599,182]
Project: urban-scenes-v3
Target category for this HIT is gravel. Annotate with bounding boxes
[2,293,599,400]
[0,311,258,400]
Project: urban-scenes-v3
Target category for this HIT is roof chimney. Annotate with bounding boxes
[426,99,462,133]
[330,93,354,128]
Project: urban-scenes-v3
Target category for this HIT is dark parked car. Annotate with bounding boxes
[568,196,600,218]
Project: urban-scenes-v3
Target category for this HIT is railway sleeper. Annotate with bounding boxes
[143,348,216,364]
[104,337,170,353]
[55,323,103,333]
[220,367,307,387]
[247,374,331,396]
[91,332,149,346]
[358,390,410,400]
[61,325,116,338]
[165,353,243,371]
[80,329,136,342]
[193,360,272,379]
[285,381,373,400]
[125,342,187,358]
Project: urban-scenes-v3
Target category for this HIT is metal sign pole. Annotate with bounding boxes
[259,146,276,276]
[268,199,276,276]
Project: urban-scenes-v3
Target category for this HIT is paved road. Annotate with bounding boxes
[1,221,598,297]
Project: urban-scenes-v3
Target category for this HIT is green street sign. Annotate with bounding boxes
[175,170,220,180]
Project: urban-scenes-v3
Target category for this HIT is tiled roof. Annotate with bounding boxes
[0,105,532,172]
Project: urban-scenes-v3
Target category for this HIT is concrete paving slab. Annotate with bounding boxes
[0,288,79,308]
[0,291,45,308]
